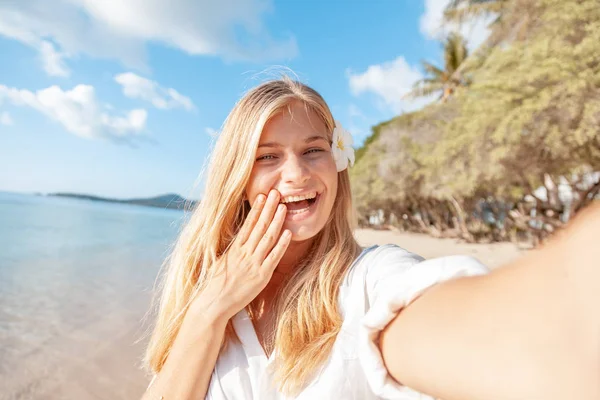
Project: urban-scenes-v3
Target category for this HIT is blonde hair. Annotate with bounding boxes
[144,76,361,395]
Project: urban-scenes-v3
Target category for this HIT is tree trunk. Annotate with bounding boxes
[450,196,475,242]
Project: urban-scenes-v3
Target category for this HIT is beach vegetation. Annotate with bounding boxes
[352,0,600,245]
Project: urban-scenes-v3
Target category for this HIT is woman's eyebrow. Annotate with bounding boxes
[258,135,328,149]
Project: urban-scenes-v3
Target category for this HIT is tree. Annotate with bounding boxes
[431,0,600,233]
[406,32,469,102]
[353,0,600,244]
[444,0,508,23]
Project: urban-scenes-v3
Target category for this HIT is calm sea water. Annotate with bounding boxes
[0,192,186,398]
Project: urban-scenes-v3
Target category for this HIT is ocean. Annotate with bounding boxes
[0,191,185,399]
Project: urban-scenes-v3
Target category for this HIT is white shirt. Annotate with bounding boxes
[201,244,490,399]
[147,244,490,399]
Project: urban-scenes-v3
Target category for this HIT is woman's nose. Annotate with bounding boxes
[281,156,310,184]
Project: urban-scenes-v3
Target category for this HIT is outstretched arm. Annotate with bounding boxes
[380,204,600,400]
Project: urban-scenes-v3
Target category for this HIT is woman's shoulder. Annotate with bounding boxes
[343,244,424,287]
[354,243,424,265]
[345,243,490,291]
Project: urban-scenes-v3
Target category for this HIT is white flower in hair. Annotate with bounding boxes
[332,120,355,172]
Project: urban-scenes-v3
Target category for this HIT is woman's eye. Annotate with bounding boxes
[257,149,324,161]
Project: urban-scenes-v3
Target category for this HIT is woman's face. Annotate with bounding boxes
[245,101,338,242]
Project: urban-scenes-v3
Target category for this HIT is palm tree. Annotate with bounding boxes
[440,0,520,85]
[444,0,508,23]
[406,32,469,102]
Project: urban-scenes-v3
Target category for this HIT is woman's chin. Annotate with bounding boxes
[285,223,322,243]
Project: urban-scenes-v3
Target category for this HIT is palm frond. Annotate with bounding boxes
[421,61,445,78]
[444,0,506,23]
[444,32,469,73]
[420,78,446,84]
[404,82,445,100]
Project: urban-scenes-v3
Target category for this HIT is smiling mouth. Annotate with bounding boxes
[284,193,320,215]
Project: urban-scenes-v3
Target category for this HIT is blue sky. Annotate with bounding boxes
[0,0,488,199]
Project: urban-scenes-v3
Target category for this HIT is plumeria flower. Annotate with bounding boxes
[332,120,355,172]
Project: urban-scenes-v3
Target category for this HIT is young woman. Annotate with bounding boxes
[142,78,599,400]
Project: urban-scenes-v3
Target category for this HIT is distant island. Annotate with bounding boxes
[46,192,199,211]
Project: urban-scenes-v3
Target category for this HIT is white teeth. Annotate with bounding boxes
[287,206,311,214]
[281,191,317,204]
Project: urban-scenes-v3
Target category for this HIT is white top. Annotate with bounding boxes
[204,244,490,399]
[152,244,490,399]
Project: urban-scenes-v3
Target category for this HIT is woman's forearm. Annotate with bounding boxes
[380,204,600,400]
[141,303,228,400]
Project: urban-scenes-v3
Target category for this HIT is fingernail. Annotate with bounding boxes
[256,194,266,204]
[283,230,291,238]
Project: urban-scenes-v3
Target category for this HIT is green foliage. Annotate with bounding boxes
[407,32,470,102]
[353,121,385,165]
[444,0,508,23]
[351,0,600,241]
[443,0,600,193]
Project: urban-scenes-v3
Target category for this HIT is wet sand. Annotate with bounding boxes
[2,229,523,400]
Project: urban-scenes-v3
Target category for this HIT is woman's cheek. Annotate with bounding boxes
[247,173,277,201]
[313,155,335,169]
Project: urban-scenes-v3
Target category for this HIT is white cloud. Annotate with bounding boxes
[420,0,452,39]
[115,72,195,111]
[420,0,493,51]
[0,84,147,141]
[0,0,297,75]
[0,111,13,126]
[348,57,434,113]
[39,41,70,77]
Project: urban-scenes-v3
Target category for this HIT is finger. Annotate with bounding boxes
[236,193,266,245]
[262,229,292,272]
[245,189,281,251]
[254,203,287,260]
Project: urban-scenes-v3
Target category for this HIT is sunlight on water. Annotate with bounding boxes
[0,192,186,398]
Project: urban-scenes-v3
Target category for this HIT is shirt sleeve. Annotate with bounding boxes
[358,244,490,399]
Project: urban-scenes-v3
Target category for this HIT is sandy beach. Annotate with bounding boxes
[354,228,523,269]
[2,229,523,400]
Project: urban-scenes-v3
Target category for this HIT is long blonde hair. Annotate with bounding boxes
[144,76,361,395]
